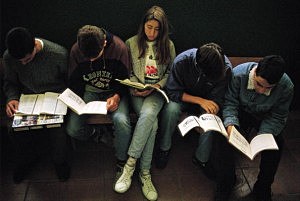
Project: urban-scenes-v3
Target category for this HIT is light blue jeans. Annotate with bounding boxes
[66,91,132,161]
[128,92,164,170]
[159,100,213,163]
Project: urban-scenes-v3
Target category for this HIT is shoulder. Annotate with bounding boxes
[110,34,127,49]
[174,48,196,63]
[125,35,138,46]
[279,73,294,90]
[41,39,67,55]
[232,62,256,76]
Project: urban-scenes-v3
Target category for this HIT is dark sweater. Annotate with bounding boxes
[68,56,129,98]
[3,39,68,102]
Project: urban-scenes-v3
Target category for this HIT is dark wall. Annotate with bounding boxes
[1,0,300,109]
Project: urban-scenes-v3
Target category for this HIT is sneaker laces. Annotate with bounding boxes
[119,164,134,184]
[141,174,156,193]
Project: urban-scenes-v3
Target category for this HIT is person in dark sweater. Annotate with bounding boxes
[159,43,234,200]
[66,25,132,174]
[3,27,70,183]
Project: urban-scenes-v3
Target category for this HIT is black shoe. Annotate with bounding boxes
[55,162,70,182]
[155,149,170,169]
[251,183,272,201]
[192,155,216,180]
[13,157,39,184]
[214,183,232,201]
[13,165,28,184]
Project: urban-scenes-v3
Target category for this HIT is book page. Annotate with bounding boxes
[178,116,201,136]
[32,94,44,115]
[228,126,252,159]
[54,99,68,115]
[81,101,107,115]
[41,92,59,114]
[249,134,279,158]
[155,88,170,103]
[116,79,147,90]
[17,94,38,115]
[198,114,228,137]
[58,88,86,114]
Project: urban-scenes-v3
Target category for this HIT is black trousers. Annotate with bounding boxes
[9,125,68,167]
[238,110,284,189]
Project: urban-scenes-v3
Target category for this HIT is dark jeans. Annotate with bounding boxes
[238,110,284,189]
[9,125,69,167]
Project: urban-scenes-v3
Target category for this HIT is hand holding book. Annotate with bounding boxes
[178,113,278,160]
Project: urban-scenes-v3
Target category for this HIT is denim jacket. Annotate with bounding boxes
[223,62,294,136]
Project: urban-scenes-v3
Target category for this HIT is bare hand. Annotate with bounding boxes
[198,99,219,114]
[106,94,120,112]
[6,100,19,117]
[226,125,233,137]
[132,88,154,97]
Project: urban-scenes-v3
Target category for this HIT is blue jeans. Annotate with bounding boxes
[159,100,213,162]
[66,91,132,161]
[128,92,164,170]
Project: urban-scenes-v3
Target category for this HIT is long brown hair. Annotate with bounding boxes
[137,6,171,64]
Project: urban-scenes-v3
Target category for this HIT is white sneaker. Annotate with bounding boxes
[114,164,135,193]
[139,171,158,201]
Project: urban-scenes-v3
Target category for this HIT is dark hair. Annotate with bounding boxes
[256,55,285,84]
[137,5,171,64]
[196,42,225,81]
[5,27,35,59]
[77,25,106,59]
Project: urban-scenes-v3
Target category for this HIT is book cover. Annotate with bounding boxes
[12,114,64,131]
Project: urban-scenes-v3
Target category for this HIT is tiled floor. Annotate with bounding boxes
[1,110,300,201]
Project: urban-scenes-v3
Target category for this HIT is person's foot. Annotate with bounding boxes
[13,165,29,184]
[192,155,216,180]
[251,182,272,201]
[139,170,158,201]
[55,161,70,182]
[214,183,232,201]
[155,149,170,169]
[13,157,39,184]
[114,163,135,193]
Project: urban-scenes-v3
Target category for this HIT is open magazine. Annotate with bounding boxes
[58,88,107,115]
[178,113,279,160]
[115,79,169,103]
[16,92,67,115]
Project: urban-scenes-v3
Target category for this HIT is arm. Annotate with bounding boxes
[259,84,294,136]
[223,73,241,129]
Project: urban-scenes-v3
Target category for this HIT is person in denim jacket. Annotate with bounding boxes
[222,55,294,201]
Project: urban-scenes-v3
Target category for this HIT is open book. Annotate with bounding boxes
[58,88,107,115]
[16,92,67,115]
[178,114,279,160]
[115,79,169,103]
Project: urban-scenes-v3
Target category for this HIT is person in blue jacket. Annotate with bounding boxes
[158,43,234,200]
[222,55,294,201]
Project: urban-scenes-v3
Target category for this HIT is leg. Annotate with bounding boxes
[128,92,164,159]
[112,95,132,161]
[65,91,99,140]
[195,130,214,163]
[47,127,71,181]
[9,130,39,183]
[253,134,284,200]
[158,101,182,151]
